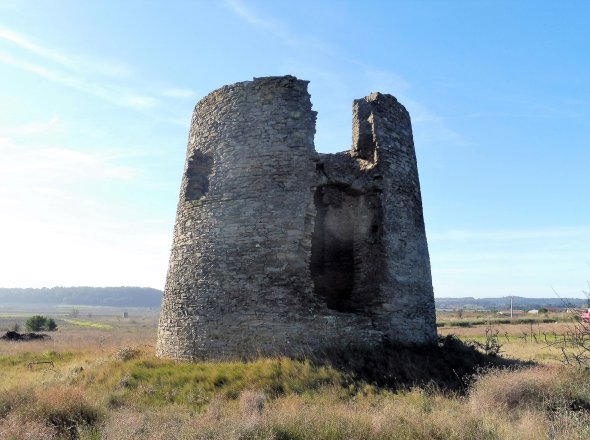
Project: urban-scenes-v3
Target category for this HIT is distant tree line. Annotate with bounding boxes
[0,286,163,307]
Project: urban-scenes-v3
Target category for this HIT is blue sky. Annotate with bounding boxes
[0,0,588,298]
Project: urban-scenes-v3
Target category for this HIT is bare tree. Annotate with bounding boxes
[551,282,590,367]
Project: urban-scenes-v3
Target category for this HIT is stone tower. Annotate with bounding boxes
[156,75,436,360]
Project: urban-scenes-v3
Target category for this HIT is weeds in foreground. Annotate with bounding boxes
[97,381,590,440]
[0,343,589,439]
[467,322,503,356]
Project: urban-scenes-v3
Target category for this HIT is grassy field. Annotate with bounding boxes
[0,311,589,439]
[61,319,114,330]
[437,310,588,363]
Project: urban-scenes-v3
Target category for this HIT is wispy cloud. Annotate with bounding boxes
[224,0,291,42]
[224,2,467,150]
[224,0,276,30]
[0,26,131,78]
[0,26,193,112]
[0,49,158,110]
[223,0,339,55]
[0,116,138,184]
[0,114,59,136]
[0,141,137,182]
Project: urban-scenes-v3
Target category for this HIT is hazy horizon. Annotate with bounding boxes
[0,285,587,300]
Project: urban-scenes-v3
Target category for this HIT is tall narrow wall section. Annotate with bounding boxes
[157,75,436,360]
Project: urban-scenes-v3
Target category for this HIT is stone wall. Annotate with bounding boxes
[156,76,436,361]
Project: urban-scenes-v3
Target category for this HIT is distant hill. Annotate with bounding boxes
[2,288,585,311]
[0,287,163,307]
[435,296,587,310]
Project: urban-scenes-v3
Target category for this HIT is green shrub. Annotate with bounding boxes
[25,315,58,332]
[25,315,45,331]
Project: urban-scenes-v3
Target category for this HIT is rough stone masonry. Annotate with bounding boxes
[156,75,436,360]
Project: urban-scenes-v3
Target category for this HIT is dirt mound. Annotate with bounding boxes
[0,331,51,341]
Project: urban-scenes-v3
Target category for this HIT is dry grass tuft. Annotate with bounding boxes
[239,389,266,416]
[470,366,558,412]
[32,385,101,435]
[100,407,189,440]
[0,413,57,440]
[0,384,101,439]
[0,386,36,418]
[469,365,590,413]
[115,346,143,362]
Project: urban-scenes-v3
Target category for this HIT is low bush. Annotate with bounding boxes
[25,315,57,332]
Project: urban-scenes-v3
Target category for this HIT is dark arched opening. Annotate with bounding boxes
[310,184,357,312]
